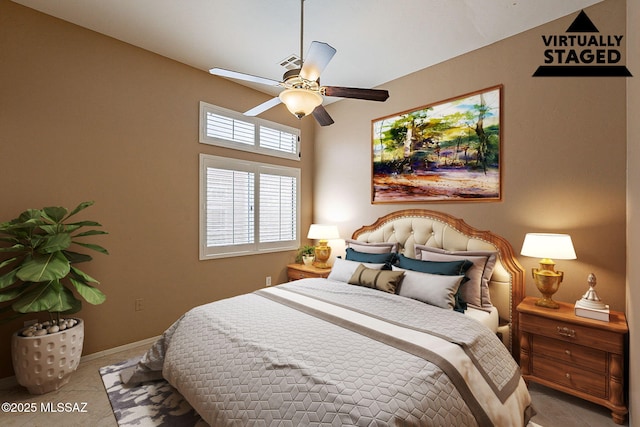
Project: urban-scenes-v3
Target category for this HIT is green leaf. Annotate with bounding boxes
[17,209,43,223]
[39,224,61,234]
[16,251,71,282]
[67,220,102,227]
[70,278,106,305]
[0,269,18,289]
[11,281,61,313]
[0,257,18,269]
[0,244,25,253]
[60,288,82,314]
[73,230,108,237]
[63,224,82,233]
[42,206,68,223]
[73,242,109,255]
[38,233,72,254]
[65,201,94,220]
[63,251,92,264]
[70,266,99,284]
[0,286,23,302]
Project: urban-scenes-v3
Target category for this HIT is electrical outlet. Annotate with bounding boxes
[135,298,143,311]
[265,276,272,287]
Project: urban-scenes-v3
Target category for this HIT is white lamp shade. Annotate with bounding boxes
[520,233,577,260]
[279,88,322,118]
[307,224,339,240]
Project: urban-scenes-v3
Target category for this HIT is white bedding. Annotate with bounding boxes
[466,305,499,332]
[124,279,534,426]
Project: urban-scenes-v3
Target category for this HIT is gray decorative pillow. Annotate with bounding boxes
[344,239,399,254]
[392,266,465,310]
[327,258,384,283]
[348,264,405,294]
[414,245,497,309]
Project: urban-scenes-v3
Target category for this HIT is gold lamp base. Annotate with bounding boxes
[532,259,564,309]
[313,240,332,269]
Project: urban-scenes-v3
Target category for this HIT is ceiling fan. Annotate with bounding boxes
[209,0,389,126]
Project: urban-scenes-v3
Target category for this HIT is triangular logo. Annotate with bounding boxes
[566,10,599,32]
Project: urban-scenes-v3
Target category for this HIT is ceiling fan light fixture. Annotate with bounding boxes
[279,88,322,119]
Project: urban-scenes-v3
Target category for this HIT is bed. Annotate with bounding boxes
[124,209,533,426]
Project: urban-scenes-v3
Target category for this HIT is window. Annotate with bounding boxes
[200,154,300,259]
[199,102,300,160]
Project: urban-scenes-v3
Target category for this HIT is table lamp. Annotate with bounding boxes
[520,233,577,309]
[307,224,339,268]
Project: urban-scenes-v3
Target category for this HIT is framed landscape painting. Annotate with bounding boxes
[371,85,502,203]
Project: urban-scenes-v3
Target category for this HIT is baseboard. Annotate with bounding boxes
[79,335,160,362]
[0,335,160,390]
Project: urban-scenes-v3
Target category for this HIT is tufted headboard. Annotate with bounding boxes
[351,209,525,359]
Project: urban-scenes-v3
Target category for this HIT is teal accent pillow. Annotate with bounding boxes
[345,248,396,268]
[396,254,472,275]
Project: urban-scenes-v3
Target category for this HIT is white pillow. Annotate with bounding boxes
[344,239,398,254]
[414,245,497,309]
[393,266,464,310]
[328,258,384,283]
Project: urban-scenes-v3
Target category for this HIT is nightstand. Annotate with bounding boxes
[517,296,628,424]
[287,263,332,281]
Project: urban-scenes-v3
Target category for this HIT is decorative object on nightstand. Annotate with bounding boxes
[287,263,332,281]
[518,296,628,424]
[520,233,577,309]
[574,273,610,321]
[307,224,339,268]
[295,245,316,266]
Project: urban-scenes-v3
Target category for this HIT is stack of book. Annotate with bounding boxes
[574,299,610,321]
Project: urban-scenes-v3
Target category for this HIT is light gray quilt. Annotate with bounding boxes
[123,279,533,426]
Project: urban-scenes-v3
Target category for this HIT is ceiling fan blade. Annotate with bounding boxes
[244,97,282,116]
[323,86,389,102]
[209,68,281,86]
[312,105,334,126]
[300,41,336,81]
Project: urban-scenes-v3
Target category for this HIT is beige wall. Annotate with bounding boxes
[315,0,627,312]
[626,0,638,423]
[1,1,633,412]
[0,0,316,379]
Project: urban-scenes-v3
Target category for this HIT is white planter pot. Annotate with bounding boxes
[302,255,314,266]
[11,319,84,394]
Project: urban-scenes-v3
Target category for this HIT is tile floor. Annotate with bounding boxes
[0,342,630,427]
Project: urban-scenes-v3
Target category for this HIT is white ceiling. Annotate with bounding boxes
[13,0,603,98]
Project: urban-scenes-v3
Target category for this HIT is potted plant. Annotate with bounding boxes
[0,201,108,394]
[295,245,315,266]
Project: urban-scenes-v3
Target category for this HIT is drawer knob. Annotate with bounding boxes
[565,372,571,379]
[557,326,576,338]
[565,349,571,356]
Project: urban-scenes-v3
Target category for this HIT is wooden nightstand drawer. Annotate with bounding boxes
[532,355,607,398]
[520,312,623,353]
[286,264,332,281]
[532,335,606,373]
[289,270,316,280]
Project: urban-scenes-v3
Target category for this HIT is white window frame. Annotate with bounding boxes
[199,154,301,260]
[199,102,300,161]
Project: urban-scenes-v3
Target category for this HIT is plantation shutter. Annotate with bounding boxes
[200,154,300,259]
[205,112,254,146]
[205,167,255,248]
[259,126,299,155]
[259,173,297,243]
[199,102,300,160]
